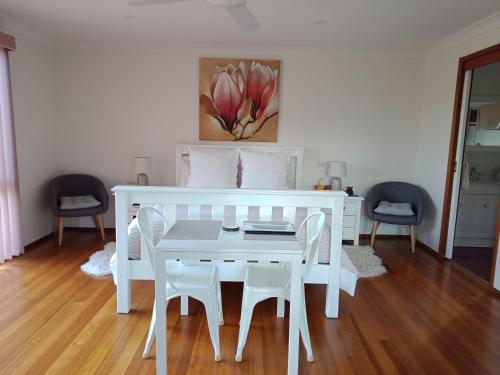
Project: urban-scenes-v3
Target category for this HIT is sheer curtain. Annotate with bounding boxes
[0,45,22,264]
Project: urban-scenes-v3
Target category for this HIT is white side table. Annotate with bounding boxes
[342,196,364,245]
[323,195,364,245]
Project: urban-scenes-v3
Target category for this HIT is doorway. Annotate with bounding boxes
[440,44,500,287]
[451,62,500,281]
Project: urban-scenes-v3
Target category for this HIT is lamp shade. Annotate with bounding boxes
[134,157,152,175]
[327,161,347,177]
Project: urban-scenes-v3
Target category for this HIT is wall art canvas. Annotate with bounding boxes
[199,57,280,142]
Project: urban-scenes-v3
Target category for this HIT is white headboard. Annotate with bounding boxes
[175,144,304,189]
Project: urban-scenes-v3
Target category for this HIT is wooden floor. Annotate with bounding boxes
[1,230,500,374]
[453,246,493,281]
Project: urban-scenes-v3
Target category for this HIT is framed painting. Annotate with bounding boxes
[199,57,280,142]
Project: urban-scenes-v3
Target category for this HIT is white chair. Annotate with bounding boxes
[136,207,224,361]
[235,212,326,363]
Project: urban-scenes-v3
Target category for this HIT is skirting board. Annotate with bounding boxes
[359,234,440,259]
[24,227,115,250]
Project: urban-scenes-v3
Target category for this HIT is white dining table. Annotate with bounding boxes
[154,226,304,375]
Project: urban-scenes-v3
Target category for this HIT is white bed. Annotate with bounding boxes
[112,144,357,318]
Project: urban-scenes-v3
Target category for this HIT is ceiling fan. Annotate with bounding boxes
[128,0,260,32]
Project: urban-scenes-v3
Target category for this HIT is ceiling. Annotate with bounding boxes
[0,0,499,50]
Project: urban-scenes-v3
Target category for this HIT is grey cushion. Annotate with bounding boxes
[374,201,414,216]
[60,195,101,210]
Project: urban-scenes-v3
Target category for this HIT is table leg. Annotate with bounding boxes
[277,297,285,318]
[116,192,131,313]
[287,255,302,375]
[155,254,168,375]
[326,199,343,318]
[181,295,189,315]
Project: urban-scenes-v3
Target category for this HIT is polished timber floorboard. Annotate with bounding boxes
[1,230,500,374]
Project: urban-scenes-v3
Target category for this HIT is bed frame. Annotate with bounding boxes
[113,144,348,318]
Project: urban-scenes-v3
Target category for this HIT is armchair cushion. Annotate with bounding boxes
[374,201,414,216]
[60,195,101,210]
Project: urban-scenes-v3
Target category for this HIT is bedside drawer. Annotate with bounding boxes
[342,227,355,239]
[344,203,357,215]
[343,215,356,227]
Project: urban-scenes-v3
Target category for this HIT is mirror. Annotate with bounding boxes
[465,61,500,146]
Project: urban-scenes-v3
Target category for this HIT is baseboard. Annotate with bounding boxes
[416,240,440,259]
[24,233,54,251]
[489,288,500,298]
[359,234,440,259]
[64,226,115,233]
[359,234,410,240]
[24,227,116,251]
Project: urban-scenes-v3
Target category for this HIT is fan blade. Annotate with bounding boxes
[226,5,260,32]
[128,0,192,6]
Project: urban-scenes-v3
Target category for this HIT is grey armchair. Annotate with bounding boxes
[50,174,109,245]
[366,181,423,253]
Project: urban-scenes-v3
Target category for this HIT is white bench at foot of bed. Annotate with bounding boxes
[112,185,347,318]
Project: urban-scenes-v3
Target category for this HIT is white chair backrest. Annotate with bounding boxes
[297,212,326,265]
[136,207,169,274]
[280,212,325,289]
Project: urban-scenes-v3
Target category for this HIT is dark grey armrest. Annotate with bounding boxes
[93,182,109,211]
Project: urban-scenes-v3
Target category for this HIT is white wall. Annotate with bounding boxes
[415,13,500,250]
[8,34,58,245]
[55,46,424,232]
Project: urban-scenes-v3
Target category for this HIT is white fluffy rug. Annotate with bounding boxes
[80,242,386,279]
[343,245,387,278]
[80,242,116,278]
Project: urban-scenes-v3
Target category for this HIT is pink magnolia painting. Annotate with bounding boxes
[199,57,280,142]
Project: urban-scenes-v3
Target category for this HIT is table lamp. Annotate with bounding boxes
[327,161,347,190]
[134,157,152,186]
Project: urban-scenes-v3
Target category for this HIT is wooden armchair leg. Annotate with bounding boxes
[58,217,64,246]
[54,218,59,237]
[96,214,105,241]
[409,225,416,254]
[92,215,99,229]
[370,221,380,247]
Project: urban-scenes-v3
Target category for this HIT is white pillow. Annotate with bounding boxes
[186,149,239,188]
[374,201,414,216]
[60,195,101,210]
[240,150,289,190]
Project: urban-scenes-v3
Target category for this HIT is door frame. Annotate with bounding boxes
[444,70,472,259]
[492,201,500,291]
[439,43,500,288]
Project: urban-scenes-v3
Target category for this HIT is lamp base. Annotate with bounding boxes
[137,173,149,186]
[331,177,342,191]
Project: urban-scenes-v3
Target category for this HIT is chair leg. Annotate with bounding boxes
[58,217,64,246]
[96,214,105,241]
[204,293,221,362]
[217,281,224,325]
[143,299,157,358]
[235,291,257,362]
[370,221,380,247]
[92,215,99,229]
[299,288,314,362]
[409,225,416,254]
[53,218,59,237]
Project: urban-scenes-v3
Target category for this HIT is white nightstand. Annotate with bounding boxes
[128,203,140,224]
[324,195,364,245]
